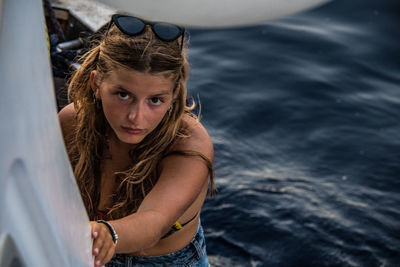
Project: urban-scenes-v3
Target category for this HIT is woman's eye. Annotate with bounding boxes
[150,97,162,105]
[118,92,129,100]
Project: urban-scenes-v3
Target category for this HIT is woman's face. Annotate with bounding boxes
[91,69,176,145]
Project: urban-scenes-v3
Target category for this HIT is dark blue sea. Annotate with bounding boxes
[186,0,400,266]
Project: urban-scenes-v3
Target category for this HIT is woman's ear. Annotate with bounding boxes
[90,70,100,99]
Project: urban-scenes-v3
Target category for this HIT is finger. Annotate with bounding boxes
[103,245,116,265]
[94,259,102,267]
[95,239,113,265]
[94,259,100,267]
[92,247,99,256]
[92,231,99,239]
[90,221,101,239]
[93,236,104,256]
[91,225,101,256]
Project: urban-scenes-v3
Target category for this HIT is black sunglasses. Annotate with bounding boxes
[110,14,185,49]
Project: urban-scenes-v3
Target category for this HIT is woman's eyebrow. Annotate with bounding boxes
[114,85,171,97]
[114,85,130,92]
[150,90,171,97]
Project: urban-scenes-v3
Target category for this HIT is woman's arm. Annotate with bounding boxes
[92,117,213,263]
[114,149,212,252]
[58,103,76,146]
[118,119,212,251]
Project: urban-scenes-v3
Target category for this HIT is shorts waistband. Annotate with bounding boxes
[107,220,206,267]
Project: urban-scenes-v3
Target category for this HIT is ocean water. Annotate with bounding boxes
[186,0,400,266]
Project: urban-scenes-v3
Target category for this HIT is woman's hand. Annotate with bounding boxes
[90,221,116,267]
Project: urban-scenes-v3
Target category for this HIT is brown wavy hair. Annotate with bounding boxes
[67,24,214,220]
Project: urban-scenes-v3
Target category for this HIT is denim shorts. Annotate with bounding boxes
[106,222,209,267]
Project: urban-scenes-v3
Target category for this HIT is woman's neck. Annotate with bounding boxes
[104,130,136,170]
[107,128,137,151]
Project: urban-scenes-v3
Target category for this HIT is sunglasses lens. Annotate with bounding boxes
[153,23,182,41]
[116,16,145,35]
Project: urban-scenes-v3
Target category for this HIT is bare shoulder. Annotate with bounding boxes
[58,103,77,144]
[172,114,214,161]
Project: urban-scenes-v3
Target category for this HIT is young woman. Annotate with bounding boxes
[58,15,215,267]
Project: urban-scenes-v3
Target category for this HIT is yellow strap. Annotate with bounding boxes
[173,221,183,230]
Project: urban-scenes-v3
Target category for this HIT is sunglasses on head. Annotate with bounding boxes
[110,14,185,49]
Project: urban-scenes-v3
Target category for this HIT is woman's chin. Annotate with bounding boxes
[115,132,145,145]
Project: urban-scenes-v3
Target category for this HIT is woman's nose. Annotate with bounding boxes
[128,103,144,124]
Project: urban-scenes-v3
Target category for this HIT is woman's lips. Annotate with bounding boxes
[122,126,143,134]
